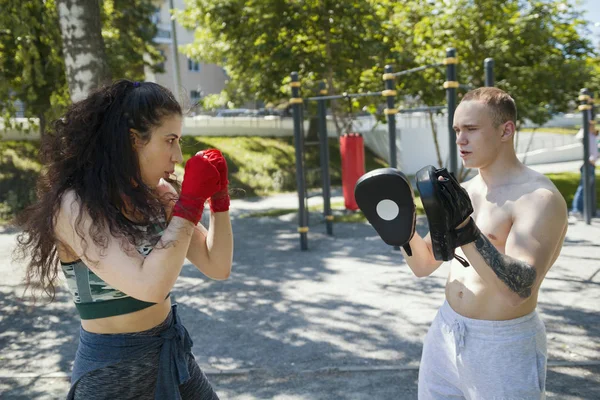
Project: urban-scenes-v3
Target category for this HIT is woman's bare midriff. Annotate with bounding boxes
[81,298,172,334]
[445,260,537,321]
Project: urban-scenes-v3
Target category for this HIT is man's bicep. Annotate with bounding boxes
[505,193,567,281]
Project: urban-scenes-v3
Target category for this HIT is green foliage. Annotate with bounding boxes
[519,127,578,135]
[102,0,166,81]
[0,0,68,135]
[1,139,599,224]
[547,171,600,209]
[0,141,42,223]
[179,135,388,196]
[0,0,164,135]
[178,0,422,115]
[412,0,595,125]
[180,0,595,126]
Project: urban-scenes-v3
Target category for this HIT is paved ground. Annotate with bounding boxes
[1,164,599,399]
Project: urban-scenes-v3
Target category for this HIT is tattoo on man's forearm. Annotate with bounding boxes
[474,234,536,298]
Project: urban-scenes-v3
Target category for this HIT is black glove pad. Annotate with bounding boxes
[416,165,474,264]
[355,168,416,254]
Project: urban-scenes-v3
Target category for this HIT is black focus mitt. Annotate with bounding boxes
[415,165,480,267]
[355,168,416,255]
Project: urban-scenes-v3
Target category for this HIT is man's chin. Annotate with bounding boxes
[461,159,478,169]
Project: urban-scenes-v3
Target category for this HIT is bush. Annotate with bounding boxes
[0,141,41,223]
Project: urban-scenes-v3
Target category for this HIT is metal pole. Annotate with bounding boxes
[579,88,592,225]
[384,65,398,168]
[168,0,182,103]
[317,82,333,235]
[445,48,458,174]
[591,93,597,217]
[484,58,494,87]
[291,72,309,249]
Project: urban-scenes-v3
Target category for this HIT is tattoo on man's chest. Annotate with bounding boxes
[474,233,536,298]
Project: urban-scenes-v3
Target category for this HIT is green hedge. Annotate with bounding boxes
[1,138,598,223]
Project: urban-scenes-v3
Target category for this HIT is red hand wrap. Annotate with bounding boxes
[172,152,221,224]
[199,149,230,213]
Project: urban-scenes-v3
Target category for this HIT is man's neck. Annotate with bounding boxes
[478,152,525,188]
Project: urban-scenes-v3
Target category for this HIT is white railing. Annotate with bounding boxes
[2,115,591,174]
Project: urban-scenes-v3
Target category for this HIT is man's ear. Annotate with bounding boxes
[500,121,516,142]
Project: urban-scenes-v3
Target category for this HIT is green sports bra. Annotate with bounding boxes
[60,220,167,320]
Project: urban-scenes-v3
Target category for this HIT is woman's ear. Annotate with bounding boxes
[130,129,142,149]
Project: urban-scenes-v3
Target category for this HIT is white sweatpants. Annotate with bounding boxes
[418,301,547,400]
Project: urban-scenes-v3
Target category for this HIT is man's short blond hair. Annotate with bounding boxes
[461,87,517,127]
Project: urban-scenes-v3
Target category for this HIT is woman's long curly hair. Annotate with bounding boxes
[14,79,182,301]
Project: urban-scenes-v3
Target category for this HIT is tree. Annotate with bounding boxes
[102,0,166,81]
[0,0,165,135]
[180,0,595,127]
[408,0,595,126]
[56,0,112,102]
[0,0,69,135]
[178,0,426,135]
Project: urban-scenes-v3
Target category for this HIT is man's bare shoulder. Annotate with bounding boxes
[514,168,567,219]
[522,166,564,196]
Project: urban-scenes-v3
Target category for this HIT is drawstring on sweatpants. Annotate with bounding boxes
[451,319,466,355]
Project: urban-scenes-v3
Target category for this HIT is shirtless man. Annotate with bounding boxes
[404,87,568,399]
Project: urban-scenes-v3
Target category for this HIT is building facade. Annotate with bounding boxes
[145,0,228,108]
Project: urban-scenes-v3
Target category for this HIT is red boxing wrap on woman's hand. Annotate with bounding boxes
[173,153,222,224]
[200,149,230,213]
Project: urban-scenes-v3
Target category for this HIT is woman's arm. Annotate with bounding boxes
[55,190,195,303]
[186,212,233,280]
[156,178,233,280]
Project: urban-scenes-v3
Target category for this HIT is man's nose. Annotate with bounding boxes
[455,131,467,145]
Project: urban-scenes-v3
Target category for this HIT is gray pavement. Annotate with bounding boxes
[1,178,600,399]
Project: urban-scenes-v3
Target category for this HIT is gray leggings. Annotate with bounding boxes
[72,312,219,400]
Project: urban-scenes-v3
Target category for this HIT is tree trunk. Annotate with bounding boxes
[38,113,47,137]
[56,0,111,102]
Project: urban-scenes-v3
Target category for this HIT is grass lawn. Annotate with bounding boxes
[178,136,387,197]
[0,136,387,223]
[0,141,42,224]
[1,137,598,225]
[241,173,600,223]
[519,127,578,135]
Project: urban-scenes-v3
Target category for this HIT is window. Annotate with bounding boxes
[190,90,201,101]
[188,58,200,72]
[156,50,165,70]
[150,7,161,24]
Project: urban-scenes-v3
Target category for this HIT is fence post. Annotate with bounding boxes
[317,81,333,235]
[383,65,398,169]
[291,72,309,249]
[591,92,597,217]
[444,48,458,174]
[484,58,494,87]
[579,88,592,225]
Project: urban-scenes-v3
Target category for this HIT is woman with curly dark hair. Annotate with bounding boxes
[14,79,233,399]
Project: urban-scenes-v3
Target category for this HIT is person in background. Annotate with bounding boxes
[569,119,598,223]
